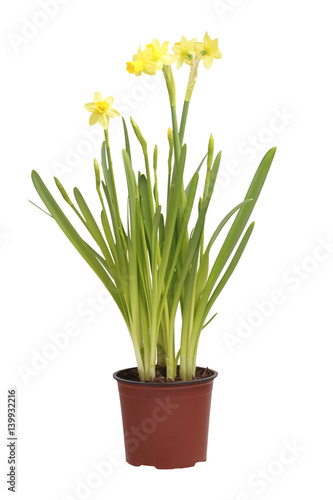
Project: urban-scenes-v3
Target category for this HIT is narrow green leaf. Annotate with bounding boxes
[31,170,128,321]
[204,222,255,323]
[196,199,253,302]
[29,200,52,217]
[158,213,165,255]
[158,144,187,297]
[122,117,131,162]
[158,170,199,315]
[138,174,153,249]
[202,312,218,330]
[74,187,114,268]
[193,147,276,342]
[203,147,276,305]
[185,153,208,198]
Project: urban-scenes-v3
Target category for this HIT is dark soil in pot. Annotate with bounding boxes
[117,365,215,384]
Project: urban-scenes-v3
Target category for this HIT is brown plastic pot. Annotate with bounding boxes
[113,367,218,469]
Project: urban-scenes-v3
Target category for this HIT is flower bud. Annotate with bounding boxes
[153,145,158,173]
[207,134,214,170]
[94,159,101,189]
[130,117,147,153]
[167,127,173,146]
[54,177,74,207]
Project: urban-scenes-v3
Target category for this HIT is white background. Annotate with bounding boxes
[1,0,333,498]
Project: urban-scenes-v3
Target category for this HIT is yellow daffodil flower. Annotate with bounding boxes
[195,32,222,69]
[126,46,157,76]
[172,36,197,69]
[84,91,120,129]
[146,39,175,68]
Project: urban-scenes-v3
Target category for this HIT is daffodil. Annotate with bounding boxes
[84,91,120,129]
[195,32,222,69]
[172,36,197,69]
[126,46,157,76]
[146,39,175,68]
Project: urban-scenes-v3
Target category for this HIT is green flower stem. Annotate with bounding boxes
[153,145,159,208]
[133,342,145,381]
[162,65,176,107]
[166,332,176,380]
[162,65,181,162]
[170,105,181,163]
[180,246,199,380]
[104,129,122,228]
[130,118,155,222]
[179,100,190,146]
[185,56,200,102]
[179,56,200,147]
[167,130,173,199]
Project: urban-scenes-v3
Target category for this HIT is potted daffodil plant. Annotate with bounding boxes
[31,33,276,469]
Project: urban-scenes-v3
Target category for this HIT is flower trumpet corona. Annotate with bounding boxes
[31,34,276,383]
[126,45,158,76]
[84,91,120,129]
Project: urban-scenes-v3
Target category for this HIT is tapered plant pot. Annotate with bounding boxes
[113,366,218,469]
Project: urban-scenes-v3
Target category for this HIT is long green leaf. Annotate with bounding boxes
[195,199,253,302]
[205,221,255,320]
[191,222,255,355]
[193,147,276,337]
[185,153,208,198]
[157,144,187,297]
[166,151,222,325]
[74,187,114,268]
[122,117,131,162]
[31,170,128,321]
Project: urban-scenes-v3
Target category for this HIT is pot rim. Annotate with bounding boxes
[113,366,218,386]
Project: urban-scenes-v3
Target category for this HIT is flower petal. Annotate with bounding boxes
[211,39,219,50]
[203,32,211,45]
[186,38,197,54]
[172,43,181,54]
[142,47,153,62]
[160,41,169,54]
[143,67,157,75]
[161,54,175,65]
[107,108,121,118]
[144,61,159,74]
[177,58,183,69]
[213,49,222,59]
[99,112,109,129]
[105,96,114,106]
[94,91,102,103]
[89,111,100,125]
[84,102,96,112]
[146,69,158,75]
[203,55,213,69]
[151,38,160,49]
